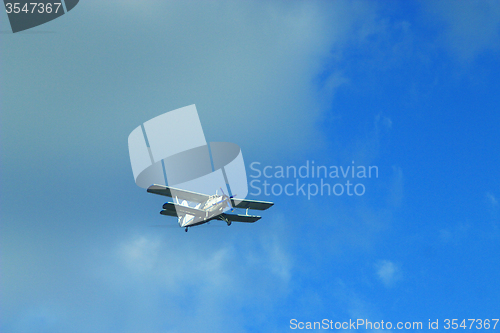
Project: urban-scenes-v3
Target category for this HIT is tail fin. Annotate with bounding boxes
[177,199,194,226]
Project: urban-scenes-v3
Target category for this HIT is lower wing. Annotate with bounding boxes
[217,213,261,223]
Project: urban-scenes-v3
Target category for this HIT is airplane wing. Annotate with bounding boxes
[161,202,205,216]
[160,209,178,217]
[147,184,210,203]
[218,213,261,223]
[230,198,274,211]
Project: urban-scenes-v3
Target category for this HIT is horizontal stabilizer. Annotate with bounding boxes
[230,198,274,211]
[218,213,261,223]
[162,202,205,216]
[160,209,178,217]
[148,184,210,203]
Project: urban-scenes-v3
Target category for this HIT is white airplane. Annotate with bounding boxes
[147,184,274,232]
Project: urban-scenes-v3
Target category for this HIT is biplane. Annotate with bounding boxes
[147,184,274,232]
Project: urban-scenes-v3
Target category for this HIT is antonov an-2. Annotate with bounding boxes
[147,184,274,232]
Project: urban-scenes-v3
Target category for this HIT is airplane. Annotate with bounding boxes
[147,184,274,232]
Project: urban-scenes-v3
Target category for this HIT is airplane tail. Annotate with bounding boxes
[177,199,193,226]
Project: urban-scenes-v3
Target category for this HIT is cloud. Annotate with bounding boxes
[439,222,470,245]
[333,279,383,328]
[375,114,392,132]
[424,0,500,61]
[119,236,162,272]
[90,217,293,332]
[486,192,499,222]
[389,166,404,207]
[1,2,405,332]
[486,192,498,207]
[1,0,386,166]
[375,260,401,287]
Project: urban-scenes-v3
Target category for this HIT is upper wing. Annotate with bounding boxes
[147,184,210,203]
[230,198,274,211]
[218,213,261,223]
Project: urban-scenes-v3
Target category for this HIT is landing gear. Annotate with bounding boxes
[220,215,231,226]
[215,214,232,226]
[185,227,188,232]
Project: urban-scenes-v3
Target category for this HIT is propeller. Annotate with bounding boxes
[220,187,236,212]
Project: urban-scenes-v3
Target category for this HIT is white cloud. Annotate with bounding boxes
[375,260,401,287]
[91,216,293,332]
[486,192,498,207]
[389,166,404,207]
[1,2,399,331]
[439,222,471,245]
[1,0,384,163]
[333,279,383,329]
[424,0,500,61]
[119,235,162,272]
[486,192,499,222]
[375,114,392,132]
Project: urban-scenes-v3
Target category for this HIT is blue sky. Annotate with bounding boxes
[1,1,500,332]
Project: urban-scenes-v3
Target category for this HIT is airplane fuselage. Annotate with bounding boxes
[147,184,273,232]
[179,194,230,228]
